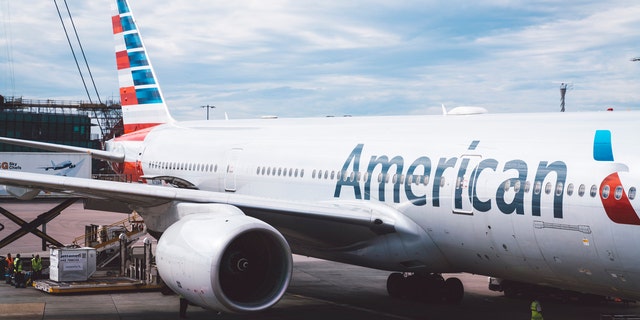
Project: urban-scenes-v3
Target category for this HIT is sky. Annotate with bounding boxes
[1,0,639,121]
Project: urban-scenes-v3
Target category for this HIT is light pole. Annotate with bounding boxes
[201,105,216,120]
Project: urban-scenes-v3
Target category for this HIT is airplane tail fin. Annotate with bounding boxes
[111,0,174,134]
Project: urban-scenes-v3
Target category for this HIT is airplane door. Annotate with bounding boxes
[224,148,243,192]
[451,155,482,214]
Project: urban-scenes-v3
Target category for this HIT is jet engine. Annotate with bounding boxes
[155,205,292,313]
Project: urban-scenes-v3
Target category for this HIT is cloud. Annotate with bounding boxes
[1,0,639,120]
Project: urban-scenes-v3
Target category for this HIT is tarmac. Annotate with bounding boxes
[1,199,640,319]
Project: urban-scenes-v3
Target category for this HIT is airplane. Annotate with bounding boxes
[1,0,640,314]
[39,160,76,171]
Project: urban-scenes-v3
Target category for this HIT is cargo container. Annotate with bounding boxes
[49,247,97,282]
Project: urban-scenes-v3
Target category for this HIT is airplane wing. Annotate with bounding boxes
[0,170,391,231]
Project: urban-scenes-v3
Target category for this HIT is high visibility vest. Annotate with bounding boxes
[32,257,42,272]
[530,300,543,320]
[531,310,544,320]
[14,258,22,273]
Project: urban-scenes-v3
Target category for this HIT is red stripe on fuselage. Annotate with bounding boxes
[111,161,144,183]
[111,127,157,181]
[119,124,161,137]
[600,172,640,225]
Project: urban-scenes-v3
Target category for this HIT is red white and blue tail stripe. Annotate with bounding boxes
[111,0,173,134]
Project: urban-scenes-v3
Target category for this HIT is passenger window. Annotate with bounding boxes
[300,169,304,178]
[556,182,563,196]
[629,187,636,200]
[578,184,585,197]
[614,186,623,200]
[534,181,541,195]
[590,185,598,198]
[524,181,531,193]
[566,183,574,196]
[514,180,521,193]
[330,171,335,180]
[503,180,511,192]
[312,169,316,179]
[602,185,610,199]
[544,182,552,194]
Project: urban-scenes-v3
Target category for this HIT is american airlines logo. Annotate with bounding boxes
[334,143,567,219]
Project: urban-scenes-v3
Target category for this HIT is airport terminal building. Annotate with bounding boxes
[0,94,122,175]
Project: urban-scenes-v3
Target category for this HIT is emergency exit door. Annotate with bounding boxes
[224,148,243,192]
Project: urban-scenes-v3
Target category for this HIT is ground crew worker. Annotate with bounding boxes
[5,253,13,283]
[13,253,23,288]
[31,254,42,280]
[6,253,13,272]
[13,254,22,273]
[531,300,543,320]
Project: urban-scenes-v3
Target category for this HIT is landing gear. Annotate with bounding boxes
[386,272,464,304]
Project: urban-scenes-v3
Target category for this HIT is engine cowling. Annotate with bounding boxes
[155,205,292,313]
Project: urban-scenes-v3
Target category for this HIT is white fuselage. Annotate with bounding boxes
[122,111,640,299]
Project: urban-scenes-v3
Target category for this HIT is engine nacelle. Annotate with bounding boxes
[156,205,292,313]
